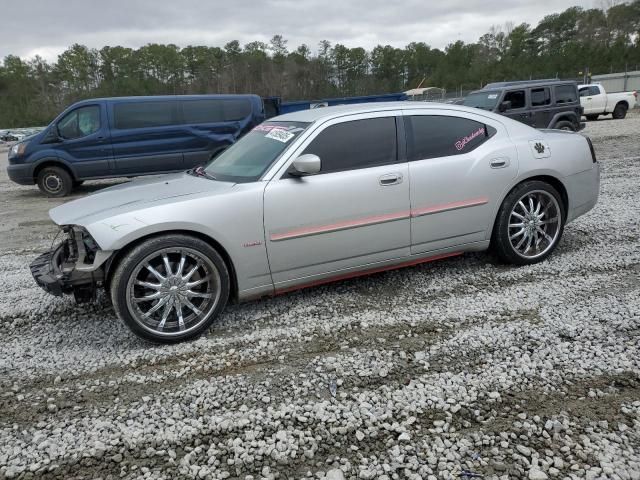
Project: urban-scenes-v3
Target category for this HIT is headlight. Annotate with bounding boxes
[9,141,28,158]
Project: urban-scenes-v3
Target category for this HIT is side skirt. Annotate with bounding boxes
[236,241,489,302]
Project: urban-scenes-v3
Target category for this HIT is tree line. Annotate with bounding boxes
[1,2,639,128]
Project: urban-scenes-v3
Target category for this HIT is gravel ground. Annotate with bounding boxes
[0,114,639,480]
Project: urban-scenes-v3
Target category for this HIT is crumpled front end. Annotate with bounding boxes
[29,226,113,303]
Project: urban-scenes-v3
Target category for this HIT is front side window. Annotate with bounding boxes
[205,121,309,183]
[58,105,101,140]
[504,90,526,109]
[302,117,397,174]
[114,101,177,129]
[406,115,497,161]
[531,87,551,107]
[557,85,578,103]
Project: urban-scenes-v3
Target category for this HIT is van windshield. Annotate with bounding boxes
[205,121,310,183]
[463,91,501,110]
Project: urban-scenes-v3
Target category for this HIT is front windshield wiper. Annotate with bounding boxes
[188,166,217,181]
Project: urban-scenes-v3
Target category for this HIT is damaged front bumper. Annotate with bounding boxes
[29,226,113,303]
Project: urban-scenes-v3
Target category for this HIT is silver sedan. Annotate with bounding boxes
[30,102,600,342]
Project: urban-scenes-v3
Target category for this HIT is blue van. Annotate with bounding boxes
[7,94,265,196]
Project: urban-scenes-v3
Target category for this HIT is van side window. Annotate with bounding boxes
[302,117,397,174]
[531,87,551,107]
[114,102,177,129]
[405,115,497,161]
[181,99,252,124]
[58,105,101,140]
[557,85,578,103]
[503,90,526,109]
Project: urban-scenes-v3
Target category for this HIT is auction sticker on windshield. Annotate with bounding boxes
[265,128,295,143]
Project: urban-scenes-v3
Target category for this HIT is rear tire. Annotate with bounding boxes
[36,166,73,197]
[554,120,575,131]
[110,234,230,343]
[492,181,565,266]
[612,103,627,119]
[585,114,599,121]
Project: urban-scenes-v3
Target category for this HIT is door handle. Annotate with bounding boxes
[379,173,403,186]
[490,157,510,168]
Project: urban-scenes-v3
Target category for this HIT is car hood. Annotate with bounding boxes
[50,172,233,225]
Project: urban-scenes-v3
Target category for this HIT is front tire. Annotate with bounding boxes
[612,103,627,119]
[36,166,73,197]
[492,181,565,265]
[110,234,230,343]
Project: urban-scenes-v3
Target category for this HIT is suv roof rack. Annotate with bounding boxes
[482,79,576,89]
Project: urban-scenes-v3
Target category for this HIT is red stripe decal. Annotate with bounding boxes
[275,251,462,295]
[270,197,488,242]
[270,210,411,242]
[411,197,489,218]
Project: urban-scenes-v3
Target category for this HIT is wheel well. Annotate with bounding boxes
[104,230,239,302]
[510,175,569,216]
[615,101,629,110]
[33,161,76,183]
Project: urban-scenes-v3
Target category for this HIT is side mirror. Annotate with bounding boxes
[498,101,512,112]
[43,127,63,144]
[288,154,321,176]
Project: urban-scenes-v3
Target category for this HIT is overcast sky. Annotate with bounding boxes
[1,0,596,61]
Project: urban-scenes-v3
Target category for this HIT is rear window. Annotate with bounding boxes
[113,101,177,129]
[181,98,252,124]
[556,85,578,104]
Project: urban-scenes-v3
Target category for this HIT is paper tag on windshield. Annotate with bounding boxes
[265,128,295,143]
[487,94,498,99]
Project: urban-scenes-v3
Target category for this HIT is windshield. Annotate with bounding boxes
[205,121,309,183]
[463,91,501,110]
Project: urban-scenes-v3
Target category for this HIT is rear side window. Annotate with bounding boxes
[302,117,397,174]
[557,85,578,103]
[406,115,496,161]
[504,90,526,109]
[113,101,177,129]
[531,87,551,107]
[181,99,252,124]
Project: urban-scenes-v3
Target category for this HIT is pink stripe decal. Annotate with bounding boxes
[270,197,489,242]
[411,197,489,218]
[270,210,411,242]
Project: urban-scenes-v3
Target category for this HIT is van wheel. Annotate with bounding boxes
[110,234,230,343]
[612,104,627,119]
[555,120,575,131]
[36,166,73,197]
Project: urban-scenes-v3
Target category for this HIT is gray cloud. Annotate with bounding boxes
[1,0,595,61]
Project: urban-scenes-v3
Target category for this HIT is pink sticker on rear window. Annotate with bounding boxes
[455,127,485,151]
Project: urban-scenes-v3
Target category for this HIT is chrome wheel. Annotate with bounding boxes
[125,247,221,337]
[508,190,561,259]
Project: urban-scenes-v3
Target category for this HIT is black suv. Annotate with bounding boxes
[463,80,584,131]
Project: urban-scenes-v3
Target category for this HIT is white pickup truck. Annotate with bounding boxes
[578,84,638,120]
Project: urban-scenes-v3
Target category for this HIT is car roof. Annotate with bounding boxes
[271,101,505,123]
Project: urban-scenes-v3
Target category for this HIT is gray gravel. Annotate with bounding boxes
[0,114,639,480]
